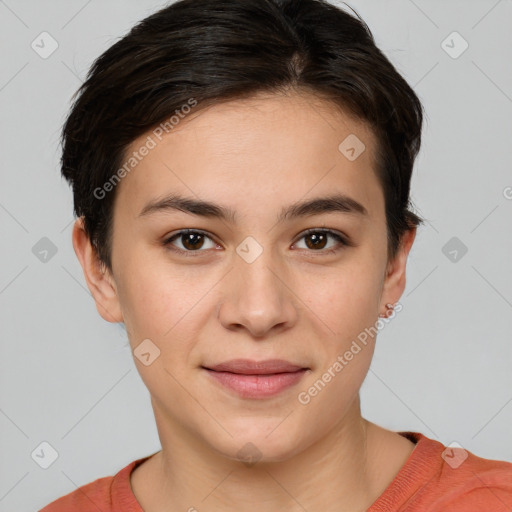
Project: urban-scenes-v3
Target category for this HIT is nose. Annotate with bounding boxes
[216,246,298,338]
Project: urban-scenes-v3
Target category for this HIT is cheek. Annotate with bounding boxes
[297,277,379,412]
[115,259,217,391]
[115,252,205,339]
[115,269,169,339]
[116,266,202,398]
[302,259,383,336]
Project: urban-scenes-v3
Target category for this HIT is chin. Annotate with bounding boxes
[208,421,307,465]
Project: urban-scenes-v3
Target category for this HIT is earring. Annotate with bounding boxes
[379,303,394,318]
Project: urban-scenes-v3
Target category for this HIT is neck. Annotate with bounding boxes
[138,396,398,512]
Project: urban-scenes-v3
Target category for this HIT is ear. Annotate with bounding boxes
[71,217,123,323]
[379,227,416,312]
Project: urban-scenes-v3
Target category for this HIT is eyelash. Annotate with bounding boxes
[162,228,351,257]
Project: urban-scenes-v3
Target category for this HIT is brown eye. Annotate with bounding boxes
[304,232,328,250]
[294,229,348,253]
[164,230,217,253]
[181,232,206,250]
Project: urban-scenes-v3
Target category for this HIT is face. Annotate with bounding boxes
[77,91,413,463]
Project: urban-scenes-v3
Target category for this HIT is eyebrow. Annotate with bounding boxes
[138,193,368,223]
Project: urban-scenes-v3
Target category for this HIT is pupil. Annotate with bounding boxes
[306,233,327,250]
[183,233,203,250]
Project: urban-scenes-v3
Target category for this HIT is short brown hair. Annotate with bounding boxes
[61,0,423,271]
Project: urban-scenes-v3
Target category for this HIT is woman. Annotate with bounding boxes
[40,0,512,510]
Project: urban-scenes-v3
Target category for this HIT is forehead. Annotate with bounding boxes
[114,91,382,222]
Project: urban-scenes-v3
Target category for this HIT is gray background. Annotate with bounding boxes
[0,0,511,510]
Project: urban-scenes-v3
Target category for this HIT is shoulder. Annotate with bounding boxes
[369,432,512,512]
[432,444,512,511]
[39,474,115,511]
[38,457,146,512]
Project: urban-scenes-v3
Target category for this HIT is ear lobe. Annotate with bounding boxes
[71,217,124,323]
[380,227,416,308]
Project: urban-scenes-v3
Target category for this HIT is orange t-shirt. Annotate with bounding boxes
[39,432,512,511]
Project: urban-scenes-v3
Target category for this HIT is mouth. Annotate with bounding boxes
[202,359,309,399]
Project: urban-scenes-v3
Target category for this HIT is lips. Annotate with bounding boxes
[202,359,309,399]
[204,359,307,374]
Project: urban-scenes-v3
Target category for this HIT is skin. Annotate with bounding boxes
[73,90,417,512]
